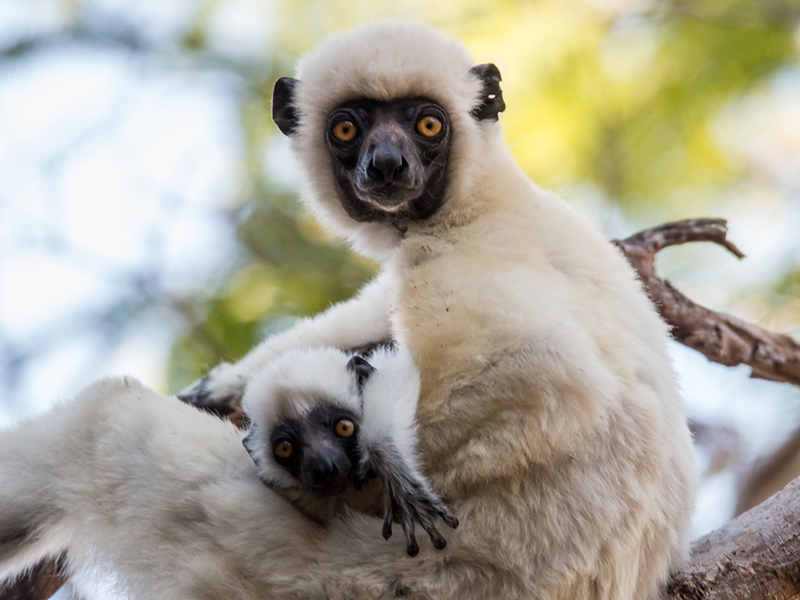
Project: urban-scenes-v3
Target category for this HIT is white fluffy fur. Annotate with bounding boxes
[245,347,362,428]
[291,22,483,261]
[194,21,698,599]
[0,349,432,599]
[0,376,418,599]
[241,346,421,493]
[243,346,421,467]
[357,346,421,465]
[2,22,698,600]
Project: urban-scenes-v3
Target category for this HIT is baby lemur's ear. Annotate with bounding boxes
[242,423,261,463]
[347,355,375,390]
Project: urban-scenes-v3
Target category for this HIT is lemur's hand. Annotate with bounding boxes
[358,449,458,557]
[382,470,459,557]
[177,362,247,421]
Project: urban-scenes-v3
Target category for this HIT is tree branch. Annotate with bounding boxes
[614,218,800,386]
[735,425,800,516]
[613,218,800,598]
[667,475,800,599]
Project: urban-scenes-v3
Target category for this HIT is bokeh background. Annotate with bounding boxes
[1,0,799,557]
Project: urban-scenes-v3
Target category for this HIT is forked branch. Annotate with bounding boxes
[614,218,800,386]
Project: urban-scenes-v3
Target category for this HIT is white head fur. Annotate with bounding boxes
[242,346,421,493]
[288,22,491,260]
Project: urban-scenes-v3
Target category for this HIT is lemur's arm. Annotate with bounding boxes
[178,273,392,414]
[349,351,459,557]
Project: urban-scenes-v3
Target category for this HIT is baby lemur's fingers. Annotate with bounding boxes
[382,503,394,541]
[437,505,459,529]
[373,445,458,554]
[400,511,419,557]
[410,495,455,549]
[411,488,459,532]
[419,519,447,550]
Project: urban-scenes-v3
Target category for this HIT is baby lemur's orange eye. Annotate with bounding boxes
[332,120,357,142]
[416,116,442,138]
[274,441,293,459]
[335,419,355,438]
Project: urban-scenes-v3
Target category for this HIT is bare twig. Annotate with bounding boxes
[614,218,800,386]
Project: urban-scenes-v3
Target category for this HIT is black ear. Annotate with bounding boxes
[469,63,506,122]
[272,77,300,136]
[347,355,376,390]
[242,424,261,464]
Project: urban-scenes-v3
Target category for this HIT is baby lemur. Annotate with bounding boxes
[241,346,458,556]
[0,345,457,599]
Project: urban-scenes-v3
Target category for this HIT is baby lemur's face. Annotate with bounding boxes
[267,404,360,496]
[241,351,374,497]
[241,347,459,556]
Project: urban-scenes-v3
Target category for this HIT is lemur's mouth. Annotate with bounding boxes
[314,475,349,497]
[355,180,423,213]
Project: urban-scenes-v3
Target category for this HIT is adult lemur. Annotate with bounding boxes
[177,20,698,600]
[3,22,697,600]
[0,348,455,597]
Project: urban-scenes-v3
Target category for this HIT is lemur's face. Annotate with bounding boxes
[323,97,452,224]
[268,404,360,497]
[270,62,504,229]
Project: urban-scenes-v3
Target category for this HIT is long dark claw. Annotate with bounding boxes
[438,507,459,529]
[382,503,394,541]
[421,520,447,550]
[401,513,419,557]
[406,537,419,557]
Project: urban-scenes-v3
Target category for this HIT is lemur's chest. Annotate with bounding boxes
[386,235,520,420]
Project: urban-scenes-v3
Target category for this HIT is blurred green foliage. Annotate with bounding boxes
[166,0,800,390]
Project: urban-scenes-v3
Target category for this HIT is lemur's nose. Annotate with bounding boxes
[309,455,338,486]
[368,144,408,184]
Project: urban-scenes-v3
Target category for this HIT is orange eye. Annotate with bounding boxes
[332,120,357,142]
[335,419,355,438]
[274,441,293,459]
[416,116,442,138]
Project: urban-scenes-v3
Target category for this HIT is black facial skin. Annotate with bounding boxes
[269,405,360,497]
[325,97,452,228]
[270,63,504,233]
